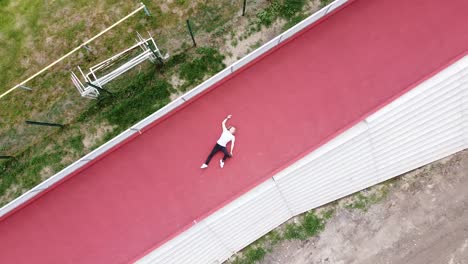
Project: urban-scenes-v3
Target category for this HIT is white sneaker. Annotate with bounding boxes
[200,164,208,169]
[219,159,224,168]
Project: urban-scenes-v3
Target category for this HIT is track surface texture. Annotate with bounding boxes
[1,0,468,263]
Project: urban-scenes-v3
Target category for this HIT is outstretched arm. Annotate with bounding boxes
[222,114,232,131]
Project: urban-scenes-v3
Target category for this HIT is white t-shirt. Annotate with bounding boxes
[217,127,235,147]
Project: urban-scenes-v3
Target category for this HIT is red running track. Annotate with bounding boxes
[2,0,468,263]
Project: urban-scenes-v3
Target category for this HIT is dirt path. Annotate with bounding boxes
[260,150,468,264]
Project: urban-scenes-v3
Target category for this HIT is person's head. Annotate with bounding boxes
[228,126,237,134]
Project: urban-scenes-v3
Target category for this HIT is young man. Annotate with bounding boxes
[201,115,236,169]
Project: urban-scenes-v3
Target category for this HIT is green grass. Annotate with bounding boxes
[178,47,225,90]
[256,3,280,27]
[193,3,225,33]
[280,0,308,18]
[283,222,308,240]
[79,67,171,131]
[232,246,266,264]
[190,2,238,34]
[256,0,307,28]
[249,41,262,50]
[345,186,390,212]
[234,0,307,41]
[282,13,307,30]
[265,230,282,246]
[161,47,226,91]
[322,208,335,220]
[175,0,188,7]
[231,38,239,47]
[60,20,87,41]
[67,135,85,153]
[228,209,332,264]
[283,211,325,240]
[302,211,325,236]
[320,0,334,8]
[0,133,76,204]
[0,0,45,92]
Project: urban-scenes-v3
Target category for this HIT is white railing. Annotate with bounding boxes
[0,0,350,225]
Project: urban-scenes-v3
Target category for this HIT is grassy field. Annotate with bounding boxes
[0,0,326,205]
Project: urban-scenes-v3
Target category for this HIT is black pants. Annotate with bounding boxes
[205,143,231,165]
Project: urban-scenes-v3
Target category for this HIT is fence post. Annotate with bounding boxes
[324,4,332,15]
[147,44,164,65]
[143,5,151,16]
[242,0,247,16]
[82,45,92,52]
[86,82,113,95]
[25,121,65,128]
[186,19,197,47]
[19,85,33,91]
[130,127,143,134]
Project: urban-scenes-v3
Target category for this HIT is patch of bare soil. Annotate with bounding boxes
[260,150,468,264]
[39,166,54,181]
[82,123,115,150]
[169,74,185,91]
[0,184,22,207]
[224,19,286,66]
